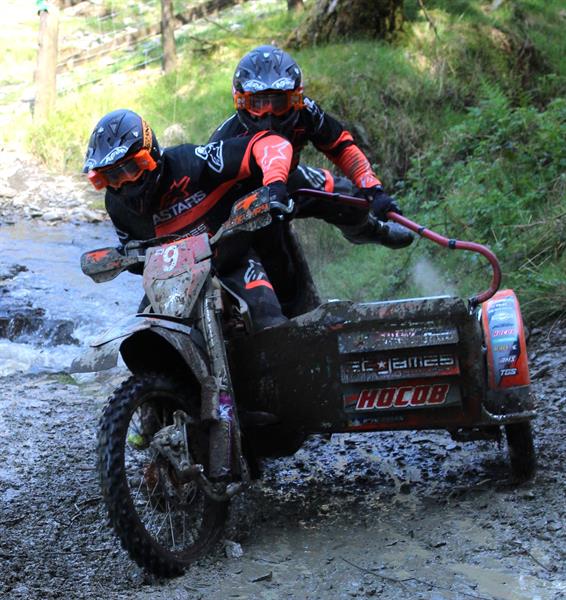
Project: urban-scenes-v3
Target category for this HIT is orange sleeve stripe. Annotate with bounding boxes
[245,279,274,291]
[251,134,293,185]
[329,144,381,189]
[316,130,354,152]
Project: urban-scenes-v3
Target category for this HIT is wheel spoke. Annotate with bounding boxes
[98,375,227,575]
[168,501,176,548]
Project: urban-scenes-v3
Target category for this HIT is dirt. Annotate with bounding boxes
[1,157,566,600]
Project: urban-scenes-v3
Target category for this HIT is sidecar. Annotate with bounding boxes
[229,219,536,480]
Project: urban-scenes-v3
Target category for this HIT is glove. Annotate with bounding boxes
[267,181,295,221]
[361,186,402,222]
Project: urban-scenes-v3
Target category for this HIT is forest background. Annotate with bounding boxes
[1,0,564,324]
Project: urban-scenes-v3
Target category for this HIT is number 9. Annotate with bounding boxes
[163,245,179,272]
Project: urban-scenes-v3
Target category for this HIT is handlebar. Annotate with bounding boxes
[294,188,502,307]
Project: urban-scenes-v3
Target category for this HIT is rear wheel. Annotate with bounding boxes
[505,421,536,481]
[98,373,228,577]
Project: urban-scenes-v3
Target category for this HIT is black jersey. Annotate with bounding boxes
[208,97,381,189]
[105,132,292,246]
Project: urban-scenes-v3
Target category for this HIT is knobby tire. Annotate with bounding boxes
[505,421,537,481]
[97,372,228,577]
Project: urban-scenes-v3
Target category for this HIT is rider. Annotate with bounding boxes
[83,108,295,329]
[208,44,413,249]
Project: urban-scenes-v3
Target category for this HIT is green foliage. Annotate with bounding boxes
[403,93,566,322]
[27,77,154,171]
[5,0,565,322]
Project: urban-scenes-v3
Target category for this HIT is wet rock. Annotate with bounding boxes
[0,264,27,281]
[224,540,244,558]
[0,309,79,346]
[70,207,106,223]
[41,211,64,222]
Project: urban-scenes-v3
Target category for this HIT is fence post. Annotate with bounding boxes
[34,0,59,123]
[161,0,177,73]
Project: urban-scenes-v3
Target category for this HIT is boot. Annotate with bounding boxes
[375,221,414,249]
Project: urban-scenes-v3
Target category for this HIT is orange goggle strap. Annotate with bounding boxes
[87,148,157,190]
[234,89,304,116]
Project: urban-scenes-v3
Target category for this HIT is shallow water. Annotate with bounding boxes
[0,220,141,375]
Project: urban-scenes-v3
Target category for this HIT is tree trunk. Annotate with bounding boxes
[34,3,59,123]
[161,0,177,73]
[290,0,403,47]
[288,0,304,11]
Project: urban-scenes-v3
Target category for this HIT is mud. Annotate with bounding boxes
[1,156,565,599]
[0,328,564,599]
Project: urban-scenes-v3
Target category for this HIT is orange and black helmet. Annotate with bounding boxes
[232,45,304,134]
[83,109,162,213]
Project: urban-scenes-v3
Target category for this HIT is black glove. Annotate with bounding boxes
[361,186,402,222]
[268,181,295,221]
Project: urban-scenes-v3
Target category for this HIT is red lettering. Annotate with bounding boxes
[376,388,395,408]
[353,383,451,411]
[411,386,430,405]
[356,389,377,410]
[394,387,412,407]
[428,384,449,404]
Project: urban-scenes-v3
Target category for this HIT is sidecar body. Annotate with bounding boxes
[229,289,535,458]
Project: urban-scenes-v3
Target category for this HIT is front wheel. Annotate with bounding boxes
[98,373,228,577]
[505,421,536,481]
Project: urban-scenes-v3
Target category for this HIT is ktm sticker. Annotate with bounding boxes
[351,384,450,411]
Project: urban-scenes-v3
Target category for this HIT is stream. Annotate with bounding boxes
[0,220,140,377]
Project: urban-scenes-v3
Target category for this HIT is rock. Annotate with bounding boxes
[42,211,63,222]
[70,207,105,223]
[224,540,244,558]
[63,1,108,18]
[0,185,17,198]
[0,264,28,281]
[162,123,189,147]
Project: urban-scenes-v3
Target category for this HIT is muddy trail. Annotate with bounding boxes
[1,153,565,599]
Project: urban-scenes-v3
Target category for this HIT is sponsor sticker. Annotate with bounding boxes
[344,382,455,412]
[341,352,459,382]
[492,328,516,337]
[499,368,518,377]
[99,145,128,166]
[339,326,459,353]
[153,190,207,225]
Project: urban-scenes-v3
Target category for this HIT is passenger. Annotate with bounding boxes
[208,44,414,249]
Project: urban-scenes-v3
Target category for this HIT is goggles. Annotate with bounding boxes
[234,89,304,117]
[87,148,158,190]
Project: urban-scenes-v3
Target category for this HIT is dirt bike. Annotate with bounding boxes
[75,186,536,577]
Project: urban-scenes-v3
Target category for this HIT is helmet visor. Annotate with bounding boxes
[234,90,304,117]
[87,149,157,190]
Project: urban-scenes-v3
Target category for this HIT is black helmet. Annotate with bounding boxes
[232,45,304,134]
[83,109,162,213]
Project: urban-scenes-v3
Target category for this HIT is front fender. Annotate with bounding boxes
[70,315,209,383]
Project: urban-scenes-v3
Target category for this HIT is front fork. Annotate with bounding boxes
[200,278,249,487]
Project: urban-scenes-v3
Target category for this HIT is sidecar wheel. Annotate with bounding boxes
[98,373,228,577]
[505,421,536,481]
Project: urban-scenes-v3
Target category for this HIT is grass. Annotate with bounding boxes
[2,0,565,322]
